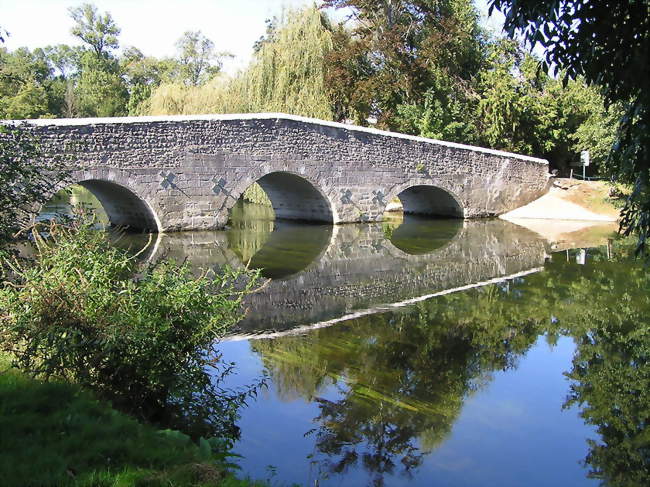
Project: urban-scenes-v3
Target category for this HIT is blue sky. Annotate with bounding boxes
[0,0,505,74]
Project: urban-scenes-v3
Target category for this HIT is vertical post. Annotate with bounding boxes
[580,150,590,181]
[570,168,573,179]
[607,238,613,260]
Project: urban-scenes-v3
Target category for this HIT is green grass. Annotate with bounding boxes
[0,355,265,487]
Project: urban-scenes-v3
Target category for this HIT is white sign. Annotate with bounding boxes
[580,150,590,167]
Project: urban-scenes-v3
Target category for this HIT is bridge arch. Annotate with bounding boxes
[230,170,335,223]
[45,176,161,232]
[385,183,464,218]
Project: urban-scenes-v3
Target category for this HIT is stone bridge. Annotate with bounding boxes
[26,113,550,232]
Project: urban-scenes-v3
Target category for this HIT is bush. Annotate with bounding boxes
[0,123,69,247]
[0,222,262,440]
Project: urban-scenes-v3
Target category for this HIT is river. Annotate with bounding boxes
[41,189,648,487]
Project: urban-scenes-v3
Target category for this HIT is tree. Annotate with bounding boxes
[147,7,336,119]
[120,46,176,115]
[472,38,608,172]
[242,6,335,118]
[68,3,120,58]
[75,50,128,117]
[323,0,487,130]
[0,47,55,119]
[174,31,228,86]
[488,0,650,252]
[67,4,128,117]
[39,44,82,80]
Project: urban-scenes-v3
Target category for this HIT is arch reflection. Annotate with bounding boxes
[384,214,463,255]
[227,200,332,279]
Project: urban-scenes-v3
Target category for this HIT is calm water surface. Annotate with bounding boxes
[42,192,647,487]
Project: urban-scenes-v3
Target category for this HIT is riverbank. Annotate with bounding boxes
[502,178,621,222]
[0,353,266,486]
[501,179,622,250]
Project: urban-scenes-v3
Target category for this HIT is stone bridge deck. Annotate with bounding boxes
[24,113,550,232]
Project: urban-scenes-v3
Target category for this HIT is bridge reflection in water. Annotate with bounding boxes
[130,204,550,336]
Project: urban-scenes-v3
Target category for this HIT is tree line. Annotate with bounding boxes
[0,3,230,119]
[1,1,617,176]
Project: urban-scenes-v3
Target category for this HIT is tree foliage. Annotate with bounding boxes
[0,223,261,439]
[148,6,335,119]
[488,0,650,250]
[174,30,229,86]
[68,3,120,58]
[323,0,487,130]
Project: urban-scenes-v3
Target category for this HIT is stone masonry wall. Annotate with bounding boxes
[24,113,550,231]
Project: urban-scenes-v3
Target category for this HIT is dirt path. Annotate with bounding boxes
[501,179,620,222]
[501,179,621,249]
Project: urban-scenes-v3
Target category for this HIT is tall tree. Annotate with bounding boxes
[323,0,487,129]
[488,0,650,252]
[242,6,335,118]
[174,31,228,86]
[68,3,128,117]
[68,3,120,58]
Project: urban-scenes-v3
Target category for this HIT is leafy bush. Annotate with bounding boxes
[0,123,68,247]
[0,222,262,439]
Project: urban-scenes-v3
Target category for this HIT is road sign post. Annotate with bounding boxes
[580,150,590,180]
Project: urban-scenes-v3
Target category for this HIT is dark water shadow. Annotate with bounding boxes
[227,200,333,279]
[229,221,332,279]
[385,215,463,255]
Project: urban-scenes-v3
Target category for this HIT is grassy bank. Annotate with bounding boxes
[0,355,265,486]
[553,178,625,218]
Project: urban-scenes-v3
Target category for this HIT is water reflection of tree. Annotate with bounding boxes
[252,245,649,486]
[561,249,650,487]
[252,287,549,485]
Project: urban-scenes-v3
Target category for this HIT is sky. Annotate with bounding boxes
[0,0,505,75]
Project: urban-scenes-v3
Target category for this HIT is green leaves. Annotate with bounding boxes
[0,223,262,440]
[68,3,120,58]
[488,0,650,250]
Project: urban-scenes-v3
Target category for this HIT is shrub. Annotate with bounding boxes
[0,123,69,247]
[0,222,262,439]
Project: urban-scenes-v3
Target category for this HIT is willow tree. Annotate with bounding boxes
[147,6,335,119]
[240,6,334,119]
